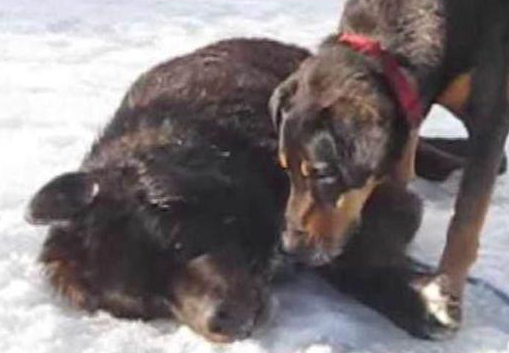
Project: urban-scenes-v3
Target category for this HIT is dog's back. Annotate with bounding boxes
[91,39,310,159]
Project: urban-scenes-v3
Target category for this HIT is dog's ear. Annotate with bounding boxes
[26,172,99,225]
[269,73,299,131]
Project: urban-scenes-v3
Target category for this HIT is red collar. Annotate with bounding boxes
[338,33,424,127]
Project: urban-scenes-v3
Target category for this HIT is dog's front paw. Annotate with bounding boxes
[406,274,462,340]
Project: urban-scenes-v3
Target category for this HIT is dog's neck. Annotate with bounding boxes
[338,33,424,128]
[338,0,447,110]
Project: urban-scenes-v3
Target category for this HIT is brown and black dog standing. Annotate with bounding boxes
[271,0,509,339]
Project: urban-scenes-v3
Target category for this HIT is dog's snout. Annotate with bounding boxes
[276,240,301,261]
[207,303,255,340]
[208,306,233,334]
[280,227,347,267]
[281,228,308,254]
[283,228,308,238]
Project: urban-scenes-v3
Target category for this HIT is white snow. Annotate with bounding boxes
[0,1,508,352]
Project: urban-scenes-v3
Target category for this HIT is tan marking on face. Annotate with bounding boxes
[335,195,345,208]
[391,128,420,185]
[437,72,473,116]
[279,152,288,170]
[300,161,311,177]
[304,177,379,248]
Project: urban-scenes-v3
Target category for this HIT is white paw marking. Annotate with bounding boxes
[420,281,456,327]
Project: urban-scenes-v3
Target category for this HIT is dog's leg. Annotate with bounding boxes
[415,137,507,181]
[419,17,509,338]
[322,265,462,339]
[391,128,420,184]
[339,182,423,267]
[320,183,455,339]
[420,137,471,158]
[415,138,466,181]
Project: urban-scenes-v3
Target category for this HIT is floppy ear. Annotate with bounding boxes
[269,72,299,131]
[26,172,99,225]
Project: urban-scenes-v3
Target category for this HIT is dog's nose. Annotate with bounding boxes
[207,304,254,339]
[280,228,345,267]
[276,240,297,258]
[280,228,308,256]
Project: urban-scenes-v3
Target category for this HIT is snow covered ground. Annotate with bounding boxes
[1,0,508,352]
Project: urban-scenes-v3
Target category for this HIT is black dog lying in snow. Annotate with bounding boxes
[27,38,460,342]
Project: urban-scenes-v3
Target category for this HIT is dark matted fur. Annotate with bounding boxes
[27,39,309,343]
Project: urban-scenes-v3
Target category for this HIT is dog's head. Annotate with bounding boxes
[270,43,409,266]
[26,144,275,343]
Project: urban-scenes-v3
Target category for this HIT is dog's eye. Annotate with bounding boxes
[315,176,338,186]
[308,163,336,180]
[309,165,341,205]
